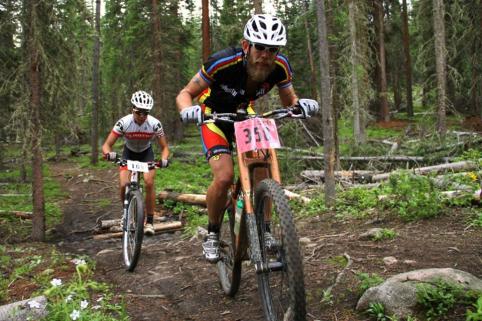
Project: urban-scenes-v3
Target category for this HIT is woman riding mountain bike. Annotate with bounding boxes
[102,90,170,235]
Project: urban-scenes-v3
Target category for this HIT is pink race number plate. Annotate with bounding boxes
[234,118,281,154]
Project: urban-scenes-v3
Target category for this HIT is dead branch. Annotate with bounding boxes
[371,161,477,182]
[323,253,353,297]
[92,221,182,240]
[298,119,320,147]
[158,189,311,206]
[283,189,311,204]
[301,170,376,183]
[158,191,207,206]
[0,210,32,219]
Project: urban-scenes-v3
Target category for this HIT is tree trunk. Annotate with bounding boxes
[303,0,318,100]
[151,0,164,121]
[91,0,100,165]
[316,0,336,206]
[202,0,210,61]
[433,0,447,136]
[349,0,365,144]
[401,0,414,117]
[253,0,262,14]
[374,0,389,121]
[27,0,45,242]
[326,0,340,170]
[393,71,401,110]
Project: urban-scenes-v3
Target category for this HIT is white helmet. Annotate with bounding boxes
[131,90,154,110]
[243,14,287,47]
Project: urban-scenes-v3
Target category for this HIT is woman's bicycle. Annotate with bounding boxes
[202,108,306,321]
[113,157,158,272]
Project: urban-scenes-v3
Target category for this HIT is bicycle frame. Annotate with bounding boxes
[231,148,282,273]
[122,168,141,229]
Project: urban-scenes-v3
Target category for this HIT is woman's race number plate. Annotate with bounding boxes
[234,118,281,153]
[127,160,149,173]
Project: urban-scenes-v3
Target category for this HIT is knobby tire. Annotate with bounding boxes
[123,189,144,272]
[254,179,306,321]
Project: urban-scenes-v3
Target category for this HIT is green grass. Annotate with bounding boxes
[0,148,68,240]
[0,244,128,320]
[372,228,397,242]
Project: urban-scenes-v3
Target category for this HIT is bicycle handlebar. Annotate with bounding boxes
[201,106,304,125]
[112,156,158,170]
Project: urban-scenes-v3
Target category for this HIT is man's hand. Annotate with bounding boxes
[158,159,169,168]
[297,99,319,118]
[180,105,202,125]
[103,152,117,161]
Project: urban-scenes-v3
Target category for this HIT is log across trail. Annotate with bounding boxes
[157,189,311,205]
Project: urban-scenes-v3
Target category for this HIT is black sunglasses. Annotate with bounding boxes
[251,43,279,53]
[133,109,149,116]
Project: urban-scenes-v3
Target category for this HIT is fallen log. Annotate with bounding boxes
[0,210,32,219]
[301,170,377,183]
[93,221,183,240]
[371,161,477,182]
[159,189,311,205]
[158,191,207,206]
[283,189,311,204]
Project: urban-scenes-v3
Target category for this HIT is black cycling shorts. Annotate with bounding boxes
[122,146,154,162]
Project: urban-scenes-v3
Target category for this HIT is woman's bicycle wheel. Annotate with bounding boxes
[254,179,306,321]
[217,199,243,296]
[123,189,145,271]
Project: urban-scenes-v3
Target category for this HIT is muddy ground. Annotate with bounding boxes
[45,160,482,321]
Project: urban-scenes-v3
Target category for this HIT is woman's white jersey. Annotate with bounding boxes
[111,114,165,153]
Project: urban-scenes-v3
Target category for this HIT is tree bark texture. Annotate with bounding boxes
[151,0,164,121]
[91,0,100,165]
[202,0,210,61]
[253,0,262,14]
[374,0,389,121]
[27,0,45,241]
[401,0,414,117]
[349,0,365,144]
[303,0,318,100]
[316,0,336,206]
[433,0,447,135]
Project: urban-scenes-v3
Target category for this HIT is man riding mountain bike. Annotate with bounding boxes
[176,14,319,262]
[102,90,170,235]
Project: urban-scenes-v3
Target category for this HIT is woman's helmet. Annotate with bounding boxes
[131,90,154,110]
[243,14,287,47]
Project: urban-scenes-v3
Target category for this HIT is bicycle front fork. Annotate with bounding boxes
[246,215,284,273]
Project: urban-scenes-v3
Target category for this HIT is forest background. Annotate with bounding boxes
[0,0,481,240]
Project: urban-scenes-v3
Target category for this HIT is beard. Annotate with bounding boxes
[246,56,275,83]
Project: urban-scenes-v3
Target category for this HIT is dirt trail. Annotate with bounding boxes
[51,160,482,321]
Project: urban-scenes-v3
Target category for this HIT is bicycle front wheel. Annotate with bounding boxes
[254,179,306,321]
[123,189,145,272]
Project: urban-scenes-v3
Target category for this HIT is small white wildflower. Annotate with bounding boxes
[50,278,62,287]
[80,300,89,309]
[70,309,80,320]
[92,305,101,310]
[96,296,103,302]
[27,300,41,309]
[65,294,73,302]
[71,258,87,266]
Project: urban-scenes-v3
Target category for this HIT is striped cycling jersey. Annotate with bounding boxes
[197,47,293,113]
[111,114,165,153]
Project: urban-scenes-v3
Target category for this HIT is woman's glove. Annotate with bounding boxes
[103,152,117,161]
[158,159,169,168]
